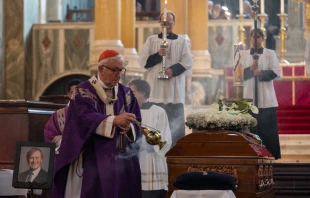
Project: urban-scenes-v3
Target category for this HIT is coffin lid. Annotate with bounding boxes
[166,130,273,159]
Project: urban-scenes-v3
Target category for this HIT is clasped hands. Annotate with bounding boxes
[158,48,173,79]
[250,62,261,76]
[113,113,136,134]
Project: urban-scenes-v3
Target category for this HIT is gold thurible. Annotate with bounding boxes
[134,120,167,149]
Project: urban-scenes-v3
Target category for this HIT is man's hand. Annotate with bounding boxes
[52,135,62,143]
[165,68,173,79]
[119,125,132,134]
[250,62,258,72]
[158,48,167,56]
[114,113,136,133]
[253,69,261,76]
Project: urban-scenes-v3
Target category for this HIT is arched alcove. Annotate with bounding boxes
[42,74,90,96]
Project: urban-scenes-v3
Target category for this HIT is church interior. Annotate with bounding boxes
[0,0,310,197]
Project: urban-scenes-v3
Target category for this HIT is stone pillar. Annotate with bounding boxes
[2,0,39,99]
[88,0,124,74]
[188,0,211,106]
[121,0,142,85]
[46,0,63,22]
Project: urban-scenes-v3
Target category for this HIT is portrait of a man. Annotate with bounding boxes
[18,148,48,183]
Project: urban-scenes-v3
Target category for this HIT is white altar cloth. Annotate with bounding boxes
[0,169,27,197]
[171,190,236,198]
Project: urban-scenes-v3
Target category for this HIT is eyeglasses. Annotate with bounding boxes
[159,21,173,26]
[103,65,126,75]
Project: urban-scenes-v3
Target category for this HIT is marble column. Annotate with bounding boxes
[188,0,211,106]
[88,0,124,73]
[46,0,63,22]
[2,0,39,99]
[121,0,142,85]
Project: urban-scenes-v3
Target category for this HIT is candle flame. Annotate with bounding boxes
[165,0,167,4]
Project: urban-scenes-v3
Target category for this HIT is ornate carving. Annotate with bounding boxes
[257,164,274,190]
[257,165,264,190]
[42,35,51,49]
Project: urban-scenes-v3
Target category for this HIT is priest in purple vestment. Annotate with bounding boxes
[44,79,81,153]
[52,50,142,198]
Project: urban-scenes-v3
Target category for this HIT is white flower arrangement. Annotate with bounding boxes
[186,99,258,131]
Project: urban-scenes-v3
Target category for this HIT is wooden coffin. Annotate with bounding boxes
[166,130,275,198]
[0,100,65,169]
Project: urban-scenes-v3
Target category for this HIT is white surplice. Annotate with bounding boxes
[139,104,172,191]
[139,34,192,104]
[242,48,282,108]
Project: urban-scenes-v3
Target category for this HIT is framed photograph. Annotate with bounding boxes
[12,141,55,189]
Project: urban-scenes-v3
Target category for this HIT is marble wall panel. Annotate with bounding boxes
[33,29,59,94]
[64,29,89,70]
[208,26,233,69]
[192,77,213,105]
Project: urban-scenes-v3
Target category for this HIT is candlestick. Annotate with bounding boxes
[237,14,245,44]
[233,43,245,99]
[258,14,268,47]
[304,2,310,39]
[260,0,264,13]
[278,13,289,64]
[239,0,243,15]
[280,0,284,13]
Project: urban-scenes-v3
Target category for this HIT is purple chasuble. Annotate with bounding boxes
[52,81,142,198]
[44,106,68,143]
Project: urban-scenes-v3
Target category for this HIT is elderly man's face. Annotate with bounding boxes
[98,59,125,87]
[28,151,43,170]
[160,13,175,33]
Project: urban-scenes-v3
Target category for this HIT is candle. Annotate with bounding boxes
[164,0,168,21]
[239,0,243,15]
[280,0,284,13]
[260,0,264,14]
